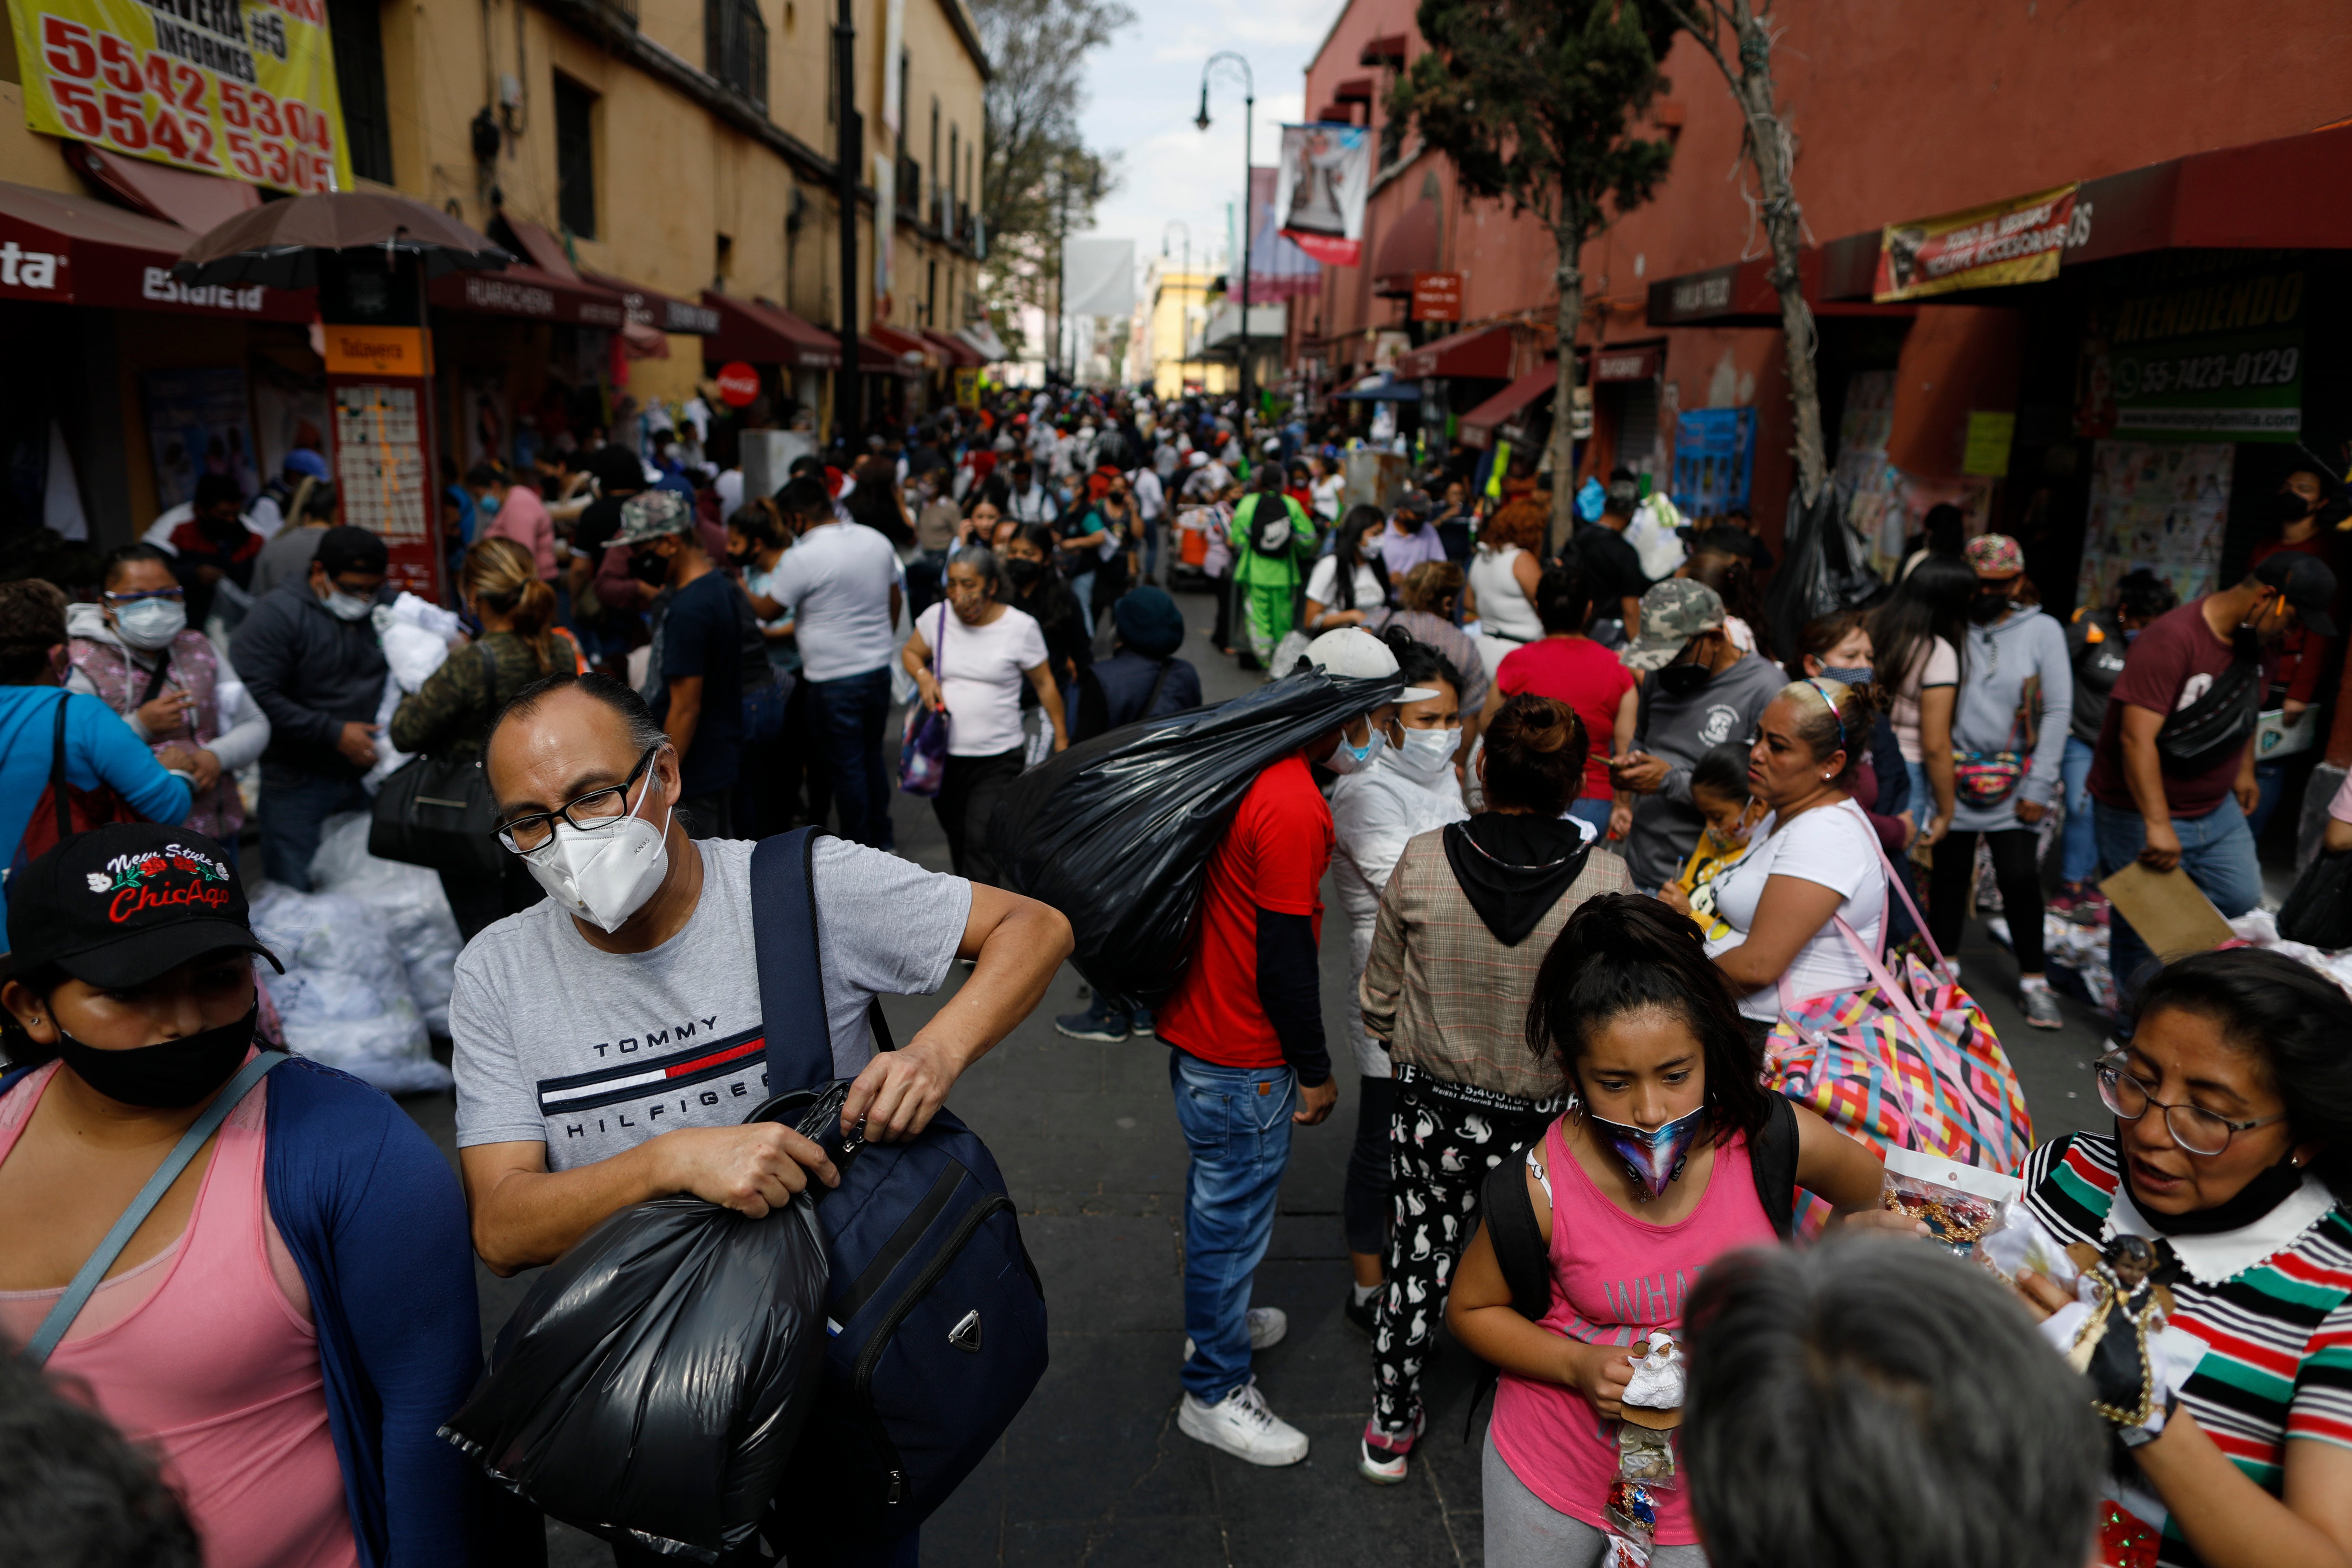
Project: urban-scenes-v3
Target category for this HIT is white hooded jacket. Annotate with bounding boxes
[1330,745,1470,1078]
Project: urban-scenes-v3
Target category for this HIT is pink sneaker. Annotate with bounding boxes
[1358,1411,1424,1485]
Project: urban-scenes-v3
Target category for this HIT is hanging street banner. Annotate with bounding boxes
[1274,122,1370,268]
[10,0,354,191]
[1874,183,2078,302]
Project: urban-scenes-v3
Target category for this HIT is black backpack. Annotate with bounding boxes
[1239,492,1302,557]
[749,830,1049,1540]
[1464,1096,1800,1430]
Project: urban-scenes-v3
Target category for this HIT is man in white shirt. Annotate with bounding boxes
[1129,463,1167,584]
[771,475,904,850]
[1006,460,1059,525]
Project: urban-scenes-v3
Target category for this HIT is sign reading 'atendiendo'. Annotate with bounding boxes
[8,0,354,191]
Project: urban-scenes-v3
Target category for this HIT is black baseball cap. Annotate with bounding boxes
[7,824,280,989]
[2254,551,2338,637]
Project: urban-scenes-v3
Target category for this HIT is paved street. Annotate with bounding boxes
[400,595,2110,1566]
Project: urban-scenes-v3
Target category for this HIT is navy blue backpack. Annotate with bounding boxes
[748,829,1048,1540]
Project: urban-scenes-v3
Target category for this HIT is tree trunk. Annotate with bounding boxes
[1730,6,1827,507]
[1547,227,1586,559]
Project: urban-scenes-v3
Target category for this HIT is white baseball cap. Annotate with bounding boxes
[1303,628,1439,702]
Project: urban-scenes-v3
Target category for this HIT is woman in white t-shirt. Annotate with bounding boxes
[1309,456,1346,523]
[1666,677,1887,1027]
[1304,508,1390,633]
[1867,553,1972,848]
[901,547,1068,886]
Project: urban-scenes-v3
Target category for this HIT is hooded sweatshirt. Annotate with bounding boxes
[1623,648,1787,890]
[231,581,392,780]
[62,602,271,770]
[1949,602,2072,835]
[1332,750,1471,1077]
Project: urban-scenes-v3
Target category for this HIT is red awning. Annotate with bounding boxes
[493,216,577,278]
[1374,198,1439,296]
[0,176,310,320]
[581,269,721,335]
[868,324,936,371]
[428,263,628,328]
[1457,366,1558,449]
[64,142,260,236]
[862,331,925,378]
[702,292,842,369]
[918,327,983,368]
[1393,322,1513,380]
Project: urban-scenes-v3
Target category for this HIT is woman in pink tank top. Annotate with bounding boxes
[1446,896,1909,1567]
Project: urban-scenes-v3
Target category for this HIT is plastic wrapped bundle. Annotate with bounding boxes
[990,670,1399,1006]
[249,883,450,1093]
[308,813,464,1033]
[442,1194,831,1562]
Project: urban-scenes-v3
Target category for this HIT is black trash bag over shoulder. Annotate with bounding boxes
[1762,482,1888,662]
[439,1186,830,1562]
[990,669,1398,1007]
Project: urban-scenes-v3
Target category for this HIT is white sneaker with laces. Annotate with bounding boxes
[2020,984,2064,1030]
[1183,1306,1287,1362]
[1177,1379,1310,1466]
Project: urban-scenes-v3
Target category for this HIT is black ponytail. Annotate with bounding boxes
[1526,893,1774,1141]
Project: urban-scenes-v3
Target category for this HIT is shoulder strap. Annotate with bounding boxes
[49,691,72,847]
[748,827,835,1096]
[21,1050,286,1367]
[138,649,176,710]
[1480,1152,1551,1322]
[1748,1094,1799,1241]
[1143,658,1174,718]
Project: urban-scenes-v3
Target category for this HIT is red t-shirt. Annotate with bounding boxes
[2248,534,2335,706]
[1495,636,1635,799]
[2086,597,2270,819]
[1155,754,1334,1069]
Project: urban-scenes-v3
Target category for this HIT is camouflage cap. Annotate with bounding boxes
[613,487,691,545]
[1619,578,1727,671]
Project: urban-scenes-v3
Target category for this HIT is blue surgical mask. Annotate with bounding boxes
[1326,727,1384,776]
[1583,1103,1707,1201]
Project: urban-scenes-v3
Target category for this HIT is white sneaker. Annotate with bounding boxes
[1177,1379,1310,1466]
[1183,1306,1288,1362]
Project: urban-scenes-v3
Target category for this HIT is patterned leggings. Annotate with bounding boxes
[1370,1067,1559,1440]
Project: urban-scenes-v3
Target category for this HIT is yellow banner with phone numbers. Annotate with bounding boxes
[8,0,353,194]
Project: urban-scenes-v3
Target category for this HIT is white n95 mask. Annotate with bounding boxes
[523,775,672,932]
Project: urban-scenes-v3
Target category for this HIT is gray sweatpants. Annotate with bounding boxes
[1482,1428,1708,1568]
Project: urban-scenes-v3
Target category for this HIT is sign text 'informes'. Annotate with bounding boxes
[9,0,355,190]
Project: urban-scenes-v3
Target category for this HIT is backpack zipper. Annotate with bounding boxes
[848,1191,1014,1508]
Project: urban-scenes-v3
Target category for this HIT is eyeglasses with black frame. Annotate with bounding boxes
[495,744,661,855]
[2094,1052,2289,1157]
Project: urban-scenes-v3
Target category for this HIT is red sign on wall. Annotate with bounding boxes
[1410,271,1462,322]
[715,361,762,407]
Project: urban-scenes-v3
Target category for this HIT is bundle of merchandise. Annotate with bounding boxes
[250,875,450,1094]
[364,593,463,790]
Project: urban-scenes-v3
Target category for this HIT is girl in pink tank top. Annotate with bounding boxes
[1444,896,1896,1567]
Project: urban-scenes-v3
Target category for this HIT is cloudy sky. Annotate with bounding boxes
[1073,0,1335,285]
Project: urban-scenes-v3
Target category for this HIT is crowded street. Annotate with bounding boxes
[6,1,2352,1566]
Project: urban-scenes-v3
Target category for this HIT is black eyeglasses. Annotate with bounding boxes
[496,745,660,854]
[2095,1054,2287,1157]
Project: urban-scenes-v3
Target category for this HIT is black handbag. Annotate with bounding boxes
[370,644,507,875]
[2277,849,2352,950]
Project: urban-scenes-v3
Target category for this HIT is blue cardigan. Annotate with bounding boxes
[2,1054,507,1567]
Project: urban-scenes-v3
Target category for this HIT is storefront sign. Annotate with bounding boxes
[1664,267,1734,320]
[953,367,980,409]
[714,361,761,407]
[1593,345,1662,383]
[1962,410,2015,477]
[1410,271,1461,322]
[322,324,429,377]
[2079,264,2305,443]
[1874,184,2078,302]
[12,0,354,189]
[331,380,439,598]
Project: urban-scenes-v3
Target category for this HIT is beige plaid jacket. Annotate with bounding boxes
[1358,828,1633,1101]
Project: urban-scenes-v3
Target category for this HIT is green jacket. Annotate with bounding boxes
[387,631,566,762]
[1228,493,1317,588]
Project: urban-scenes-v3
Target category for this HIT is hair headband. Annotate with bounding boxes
[1804,678,1848,756]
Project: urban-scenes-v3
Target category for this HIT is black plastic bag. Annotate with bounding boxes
[990,669,1398,1006]
[440,1192,829,1562]
[2279,848,2352,950]
[1762,482,1887,662]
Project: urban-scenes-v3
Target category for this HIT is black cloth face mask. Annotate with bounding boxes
[1657,660,1710,698]
[56,1005,257,1108]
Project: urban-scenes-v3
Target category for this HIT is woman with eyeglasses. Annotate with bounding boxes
[2008,948,2352,1568]
[66,543,271,856]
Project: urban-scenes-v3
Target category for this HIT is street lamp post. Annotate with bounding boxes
[1161,219,1190,396]
[1197,52,1253,428]
[833,0,860,446]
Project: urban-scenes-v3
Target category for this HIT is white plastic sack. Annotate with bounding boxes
[250,881,451,1094]
[1625,493,1688,581]
[310,812,464,1036]
[365,608,455,790]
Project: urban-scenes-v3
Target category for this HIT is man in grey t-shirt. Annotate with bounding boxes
[451,671,1072,1282]
[1609,579,1788,891]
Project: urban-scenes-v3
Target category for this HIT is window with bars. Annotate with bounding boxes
[554,75,597,239]
[706,0,768,108]
[325,0,393,184]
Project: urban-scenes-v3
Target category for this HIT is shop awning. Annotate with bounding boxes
[701,292,842,369]
[1457,366,1558,447]
[428,263,629,328]
[868,324,937,371]
[582,270,721,336]
[64,142,260,236]
[0,177,311,320]
[919,327,984,368]
[957,321,1010,362]
[1373,198,1440,297]
[1393,322,1512,380]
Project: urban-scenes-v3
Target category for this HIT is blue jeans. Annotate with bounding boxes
[2093,797,2263,1011]
[1069,570,1097,635]
[1170,1049,1297,1404]
[2060,735,2099,886]
[257,770,371,891]
[807,667,894,849]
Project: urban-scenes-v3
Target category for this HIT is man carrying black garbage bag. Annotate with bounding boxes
[447,670,1071,1568]
[1157,628,1430,1468]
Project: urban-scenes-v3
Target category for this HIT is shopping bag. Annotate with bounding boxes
[897,606,953,798]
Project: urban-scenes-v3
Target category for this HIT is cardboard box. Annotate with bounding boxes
[2100,862,2235,961]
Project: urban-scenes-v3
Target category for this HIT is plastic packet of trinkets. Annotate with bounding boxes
[1604,1478,1660,1553]
[1974,1205,2081,1292]
[1616,1422,1676,1485]
[1880,1146,2023,1256]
